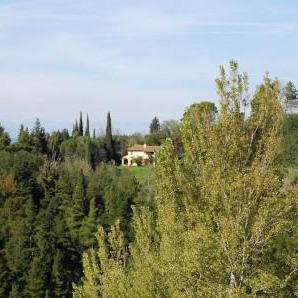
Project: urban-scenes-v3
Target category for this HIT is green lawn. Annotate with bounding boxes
[118,166,154,185]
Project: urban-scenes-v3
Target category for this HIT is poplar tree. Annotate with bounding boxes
[74,61,298,297]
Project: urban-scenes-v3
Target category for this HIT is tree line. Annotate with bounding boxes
[0,63,298,297]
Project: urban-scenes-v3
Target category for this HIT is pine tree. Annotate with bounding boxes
[25,256,46,298]
[284,81,298,112]
[9,284,22,298]
[67,170,87,247]
[80,197,98,248]
[284,81,297,101]
[85,114,90,137]
[0,122,11,150]
[149,116,160,133]
[51,251,67,297]
[3,197,38,296]
[17,125,31,150]
[31,118,48,154]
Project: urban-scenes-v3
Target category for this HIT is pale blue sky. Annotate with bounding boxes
[0,0,297,136]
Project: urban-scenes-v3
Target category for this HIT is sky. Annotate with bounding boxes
[0,0,297,137]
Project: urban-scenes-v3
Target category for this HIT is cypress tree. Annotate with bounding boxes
[85,114,90,137]
[93,128,96,140]
[72,121,79,137]
[85,137,94,169]
[79,112,83,136]
[105,112,113,160]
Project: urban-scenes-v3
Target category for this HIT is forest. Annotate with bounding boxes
[1,61,298,297]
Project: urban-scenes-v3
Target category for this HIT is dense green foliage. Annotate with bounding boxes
[74,62,298,297]
[1,64,298,297]
[284,81,297,102]
[0,114,154,297]
[0,151,142,297]
[283,114,298,167]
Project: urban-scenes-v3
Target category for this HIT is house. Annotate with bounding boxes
[122,144,160,166]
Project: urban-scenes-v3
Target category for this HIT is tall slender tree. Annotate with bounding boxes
[72,120,79,137]
[85,114,90,137]
[85,137,94,169]
[79,112,84,136]
[105,112,113,160]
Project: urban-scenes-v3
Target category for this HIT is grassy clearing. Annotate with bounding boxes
[118,166,154,185]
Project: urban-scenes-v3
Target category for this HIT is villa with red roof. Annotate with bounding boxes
[122,144,160,166]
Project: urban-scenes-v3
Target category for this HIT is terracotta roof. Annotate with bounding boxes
[127,144,160,153]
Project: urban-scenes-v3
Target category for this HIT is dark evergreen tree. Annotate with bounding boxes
[25,256,46,298]
[51,251,67,297]
[0,122,11,150]
[0,116,146,297]
[284,81,298,112]
[8,284,22,298]
[79,112,83,136]
[93,128,96,140]
[72,120,79,137]
[66,170,87,247]
[61,129,70,141]
[4,197,37,296]
[31,118,48,154]
[284,81,297,101]
[105,112,114,160]
[80,197,98,247]
[149,116,160,133]
[85,114,90,137]
[85,137,94,169]
[17,125,31,151]
[0,252,11,297]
